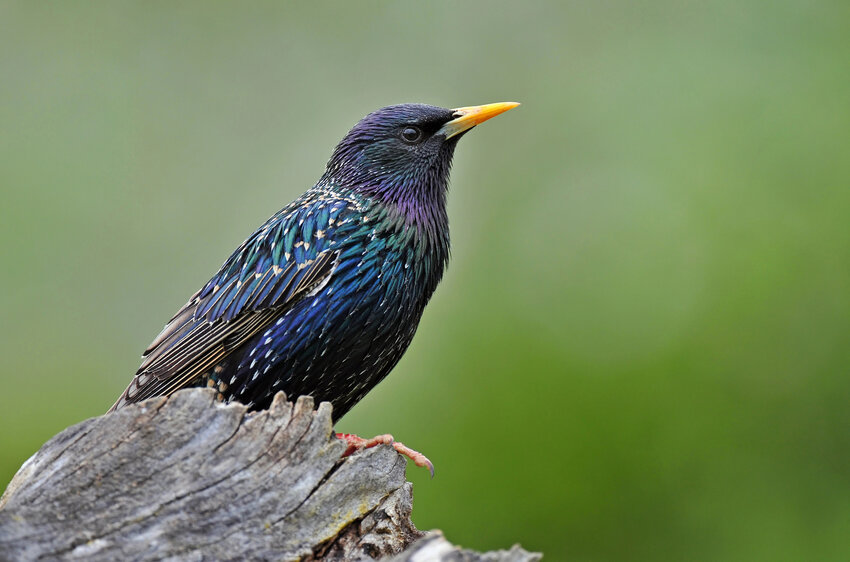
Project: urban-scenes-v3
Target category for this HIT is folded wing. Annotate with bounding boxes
[109,198,354,411]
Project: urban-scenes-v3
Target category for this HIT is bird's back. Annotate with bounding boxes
[112,183,447,419]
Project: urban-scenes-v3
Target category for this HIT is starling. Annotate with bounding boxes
[110,102,519,472]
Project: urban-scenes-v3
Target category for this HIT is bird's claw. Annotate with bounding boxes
[336,432,435,478]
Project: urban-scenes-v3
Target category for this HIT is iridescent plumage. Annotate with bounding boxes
[111,103,517,421]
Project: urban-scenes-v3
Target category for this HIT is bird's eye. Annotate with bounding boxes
[400,126,424,144]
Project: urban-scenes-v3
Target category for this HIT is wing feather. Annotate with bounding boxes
[108,197,355,412]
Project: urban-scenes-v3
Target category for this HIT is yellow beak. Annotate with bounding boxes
[439,101,520,139]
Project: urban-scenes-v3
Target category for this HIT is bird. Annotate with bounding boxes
[109,101,519,474]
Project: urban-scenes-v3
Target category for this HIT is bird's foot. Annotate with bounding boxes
[336,433,434,478]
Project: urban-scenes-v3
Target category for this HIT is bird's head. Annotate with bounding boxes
[324,102,519,223]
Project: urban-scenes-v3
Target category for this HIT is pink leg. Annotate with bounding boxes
[336,433,435,478]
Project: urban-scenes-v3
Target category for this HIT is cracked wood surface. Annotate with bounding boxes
[0,388,540,561]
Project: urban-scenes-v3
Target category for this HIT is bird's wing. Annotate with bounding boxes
[109,196,359,411]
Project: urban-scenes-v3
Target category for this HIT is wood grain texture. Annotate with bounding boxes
[0,388,540,561]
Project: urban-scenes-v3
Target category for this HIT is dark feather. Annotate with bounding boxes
[109,199,341,411]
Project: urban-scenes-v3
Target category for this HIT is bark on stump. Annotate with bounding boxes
[0,388,539,561]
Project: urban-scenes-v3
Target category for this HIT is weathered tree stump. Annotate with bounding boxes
[0,389,539,561]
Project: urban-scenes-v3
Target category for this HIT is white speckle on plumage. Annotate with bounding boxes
[265,337,272,345]
[251,371,259,381]
[250,359,257,368]
[230,375,238,384]
[265,349,272,358]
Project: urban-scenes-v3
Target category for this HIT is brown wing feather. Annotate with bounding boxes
[108,250,337,412]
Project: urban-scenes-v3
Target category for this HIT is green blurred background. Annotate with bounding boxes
[2,2,849,560]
